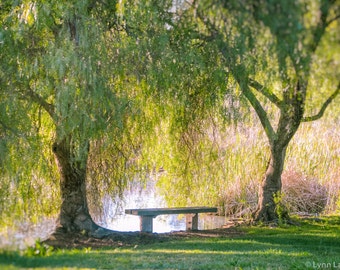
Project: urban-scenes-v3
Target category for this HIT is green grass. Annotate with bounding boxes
[1,216,340,270]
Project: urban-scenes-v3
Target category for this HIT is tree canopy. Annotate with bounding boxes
[0,0,152,231]
[135,0,340,220]
[0,0,339,230]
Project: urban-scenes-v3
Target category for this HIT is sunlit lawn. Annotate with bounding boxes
[1,216,340,269]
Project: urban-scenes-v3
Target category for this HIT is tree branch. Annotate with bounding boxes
[0,119,22,136]
[309,0,333,53]
[326,13,340,26]
[195,4,277,142]
[242,86,276,143]
[22,84,56,122]
[302,82,340,122]
[233,67,276,143]
[248,79,283,108]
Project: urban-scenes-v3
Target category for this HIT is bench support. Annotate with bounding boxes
[140,213,199,232]
[140,216,156,233]
[186,213,198,230]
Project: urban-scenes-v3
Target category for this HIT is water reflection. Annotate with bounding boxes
[108,213,227,233]
[0,218,56,250]
[100,179,226,233]
[0,179,226,249]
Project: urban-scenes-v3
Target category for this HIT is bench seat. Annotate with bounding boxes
[125,206,218,233]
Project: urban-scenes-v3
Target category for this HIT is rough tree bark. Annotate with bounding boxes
[253,81,305,222]
[52,137,99,233]
[255,144,287,222]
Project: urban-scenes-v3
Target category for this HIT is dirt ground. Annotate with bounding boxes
[43,227,243,249]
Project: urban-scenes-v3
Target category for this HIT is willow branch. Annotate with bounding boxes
[248,79,283,108]
[232,68,276,143]
[243,87,276,143]
[302,82,340,122]
[196,5,277,142]
[326,13,340,26]
[309,1,333,53]
[0,119,22,136]
[22,84,56,122]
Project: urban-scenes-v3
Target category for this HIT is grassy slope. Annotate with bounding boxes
[1,216,339,270]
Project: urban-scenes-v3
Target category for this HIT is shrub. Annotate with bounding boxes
[23,240,54,257]
[281,170,328,214]
[219,178,258,218]
[219,170,329,218]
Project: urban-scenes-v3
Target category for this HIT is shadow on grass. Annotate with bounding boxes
[2,238,339,269]
[1,217,340,269]
[0,245,308,269]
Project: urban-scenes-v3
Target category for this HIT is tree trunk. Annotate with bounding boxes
[254,143,288,222]
[52,137,99,233]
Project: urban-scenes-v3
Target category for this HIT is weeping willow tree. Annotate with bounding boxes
[142,0,340,222]
[124,0,340,222]
[0,0,151,234]
[118,0,240,210]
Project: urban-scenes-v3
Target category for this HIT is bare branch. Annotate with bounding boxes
[302,82,340,122]
[248,79,283,108]
[232,67,276,143]
[242,86,276,143]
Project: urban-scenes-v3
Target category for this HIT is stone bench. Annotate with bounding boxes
[125,206,218,233]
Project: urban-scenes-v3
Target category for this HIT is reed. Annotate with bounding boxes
[214,116,340,216]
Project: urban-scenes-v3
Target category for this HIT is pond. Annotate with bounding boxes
[97,179,227,233]
[0,179,227,250]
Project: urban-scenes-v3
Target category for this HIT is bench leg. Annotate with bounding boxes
[140,216,154,233]
[186,213,198,231]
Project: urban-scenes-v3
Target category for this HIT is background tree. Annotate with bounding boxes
[172,0,340,221]
[128,0,340,221]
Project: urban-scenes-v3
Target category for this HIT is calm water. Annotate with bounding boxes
[0,218,56,250]
[97,179,226,233]
[0,180,226,249]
